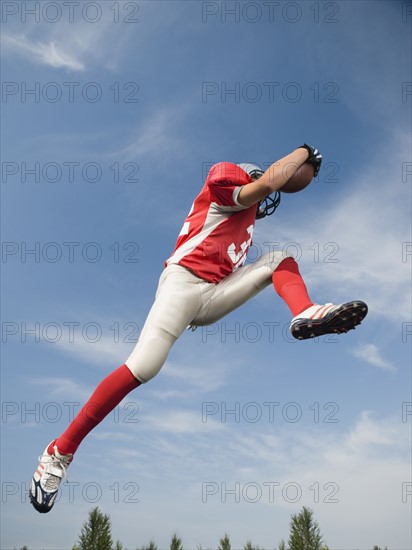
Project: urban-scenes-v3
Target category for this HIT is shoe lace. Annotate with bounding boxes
[38,452,71,491]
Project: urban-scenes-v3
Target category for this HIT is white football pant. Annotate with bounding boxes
[126,251,290,382]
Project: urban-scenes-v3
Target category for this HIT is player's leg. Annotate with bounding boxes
[273,256,368,339]
[29,364,140,513]
[30,264,204,513]
[48,364,141,457]
[61,265,203,447]
[57,265,202,452]
[125,264,205,382]
[192,253,367,338]
[191,250,292,325]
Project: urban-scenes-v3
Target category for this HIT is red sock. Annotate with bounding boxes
[53,364,140,456]
[272,257,313,317]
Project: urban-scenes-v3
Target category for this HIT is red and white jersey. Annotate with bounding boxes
[166,162,258,283]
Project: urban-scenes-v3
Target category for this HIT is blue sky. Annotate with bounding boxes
[1,1,411,548]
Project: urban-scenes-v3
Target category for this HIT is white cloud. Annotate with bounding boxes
[53,334,132,368]
[90,431,136,442]
[27,376,92,400]
[155,360,227,395]
[118,110,186,158]
[1,7,136,72]
[352,343,396,371]
[30,310,137,367]
[344,410,397,450]
[2,34,85,71]
[143,408,225,435]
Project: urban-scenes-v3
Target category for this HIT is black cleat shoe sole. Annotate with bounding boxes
[29,492,52,513]
[291,301,368,340]
[29,477,58,513]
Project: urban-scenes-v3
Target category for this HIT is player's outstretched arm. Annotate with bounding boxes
[237,147,310,207]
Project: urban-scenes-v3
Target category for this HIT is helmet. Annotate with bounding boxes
[237,163,281,219]
[237,163,264,180]
[256,193,281,219]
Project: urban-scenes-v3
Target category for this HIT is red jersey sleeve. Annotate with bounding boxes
[206,162,252,209]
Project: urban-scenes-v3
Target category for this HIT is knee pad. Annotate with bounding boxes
[125,329,175,383]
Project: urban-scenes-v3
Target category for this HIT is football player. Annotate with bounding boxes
[29,144,367,513]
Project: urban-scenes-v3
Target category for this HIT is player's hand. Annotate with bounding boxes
[299,144,322,176]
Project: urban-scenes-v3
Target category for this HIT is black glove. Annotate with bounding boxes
[299,143,322,177]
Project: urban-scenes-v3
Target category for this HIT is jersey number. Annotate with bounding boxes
[227,225,254,269]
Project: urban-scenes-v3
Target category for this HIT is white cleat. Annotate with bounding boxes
[29,441,72,513]
[290,301,368,340]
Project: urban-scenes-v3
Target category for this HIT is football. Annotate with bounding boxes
[281,162,315,193]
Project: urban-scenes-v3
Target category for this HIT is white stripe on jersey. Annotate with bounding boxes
[232,185,244,207]
[179,221,190,237]
[166,202,232,267]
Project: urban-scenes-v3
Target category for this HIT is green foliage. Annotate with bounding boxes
[278,540,286,550]
[218,534,231,550]
[115,541,124,550]
[139,541,158,550]
[170,533,183,550]
[244,541,263,550]
[288,507,324,550]
[76,507,113,550]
